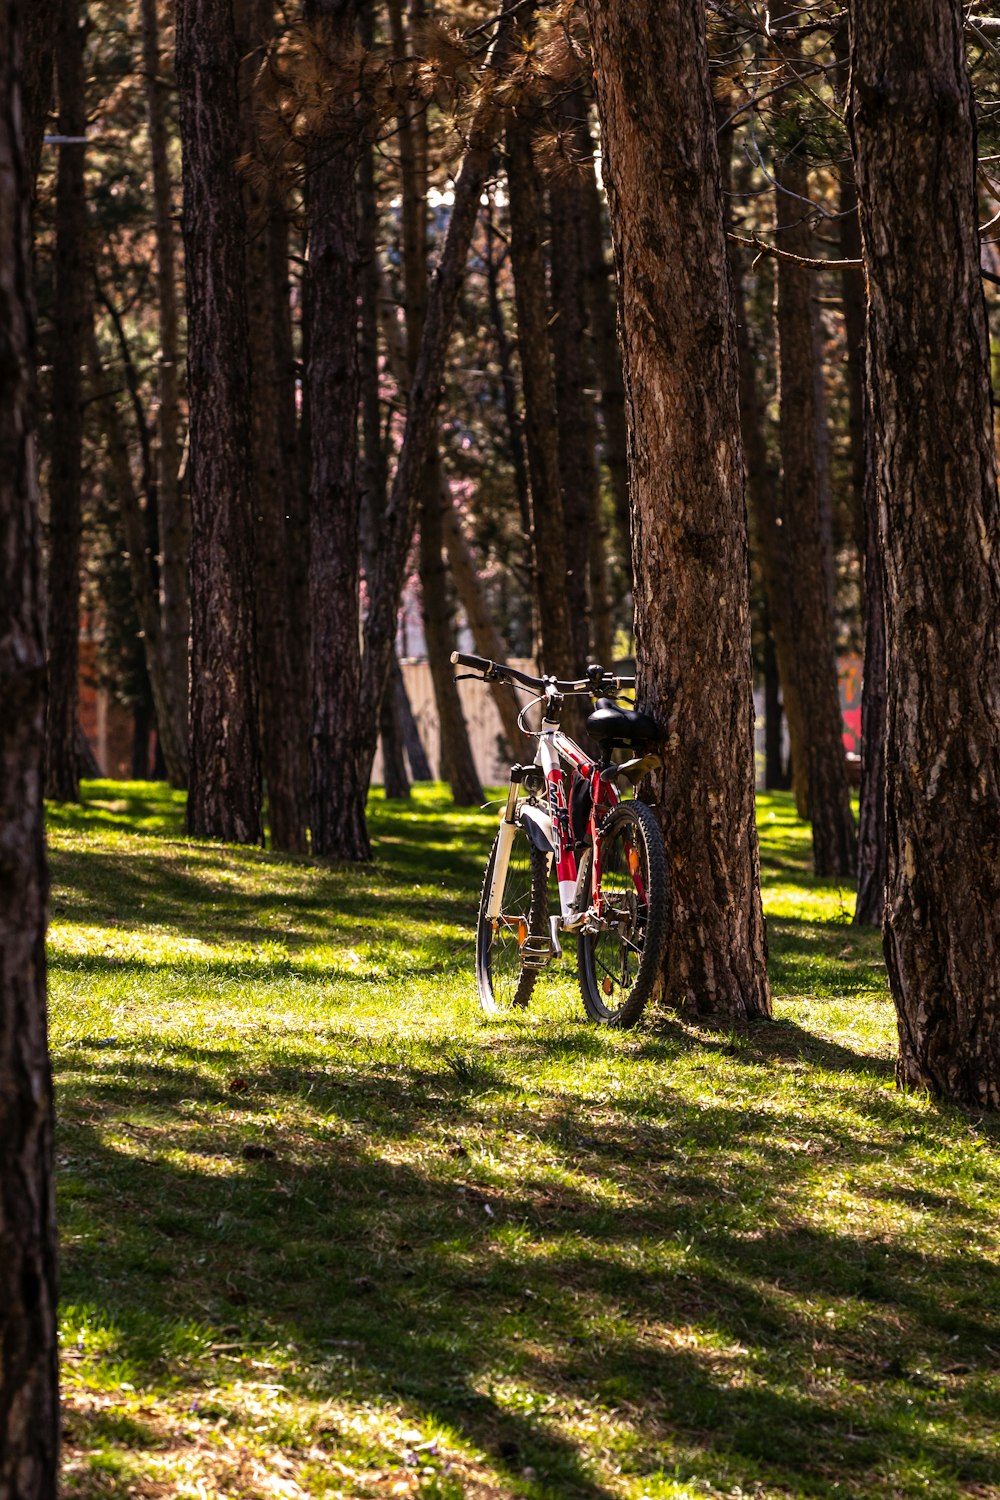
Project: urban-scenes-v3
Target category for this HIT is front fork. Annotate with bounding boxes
[485,773,523,921]
[485,764,561,966]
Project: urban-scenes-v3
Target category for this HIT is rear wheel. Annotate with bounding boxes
[476,820,549,1014]
[576,798,667,1027]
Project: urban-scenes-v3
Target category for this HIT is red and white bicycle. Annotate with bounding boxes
[452,652,668,1027]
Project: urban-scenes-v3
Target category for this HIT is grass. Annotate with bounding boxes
[47,781,1000,1500]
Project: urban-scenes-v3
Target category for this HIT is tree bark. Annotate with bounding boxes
[850,0,1000,1104]
[835,23,867,561]
[773,125,857,876]
[237,0,309,851]
[587,0,771,1021]
[853,381,886,928]
[835,28,887,926]
[357,24,410,804]
[20,3,55,190]
[140,0,189,786]
[0,5,60,1486]
[505,114,575,682]
[549,93,608,670]
[575,99,631,566]
[177,0,262,844]
[304,0,369,860]
[45,0,87,802]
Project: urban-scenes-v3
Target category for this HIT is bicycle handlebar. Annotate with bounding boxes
[450,650,635,696]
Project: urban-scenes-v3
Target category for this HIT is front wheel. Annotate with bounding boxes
[476,820,549,1014]
[576,799,667,1027]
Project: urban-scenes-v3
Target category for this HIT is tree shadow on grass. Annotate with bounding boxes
[55,1043,1000,1499]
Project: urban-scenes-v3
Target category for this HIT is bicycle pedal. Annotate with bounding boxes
[520,937,553,970]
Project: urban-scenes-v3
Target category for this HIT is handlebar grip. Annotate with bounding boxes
[451,650,494,674]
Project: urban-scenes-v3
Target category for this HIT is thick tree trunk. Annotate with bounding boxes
[177,0,262,844]
[587,0,771,1021]
[237,0,309,851]
[850,0,1000,1104]
[0,6,60,1486]
[140,0,189,786]
[45,0,87,802]
[774,148,857,876]
[304,0,369,860]
[505,115,575,682]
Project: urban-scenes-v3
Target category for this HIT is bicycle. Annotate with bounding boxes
[451,651,669,1027]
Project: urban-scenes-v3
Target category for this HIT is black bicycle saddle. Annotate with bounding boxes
[586,698,661,750]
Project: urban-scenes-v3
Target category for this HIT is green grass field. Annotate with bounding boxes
[48,783,1000,1500]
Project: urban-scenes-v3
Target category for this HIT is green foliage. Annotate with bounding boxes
[51,785,1000,1499]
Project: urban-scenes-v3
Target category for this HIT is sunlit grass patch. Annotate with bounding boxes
[48,782,1000,1500]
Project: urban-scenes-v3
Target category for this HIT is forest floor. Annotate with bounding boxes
[48,783,1000,1500]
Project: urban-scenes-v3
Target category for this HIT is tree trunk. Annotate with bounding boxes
[0,6,60,1485]
[45,0,87,802]
[850,0,1000,1104]
[483,189,532,550]
[356,0,530,793]
[237,0,309,851]
[442,499,528,759]
[835,23,867,560]
[304,0,369,860]
[140,0,189,786]
[773,130,857,876]
[392,655,433,781]
[21,3,55,190]
[763,622,786,791]
[835,29,887,926]
[86,323,186,787]
[421,454,483,803]
[505,113,575,682]
[717,104,809,818]
[549,95,607,670]
[587,0,771,1021]
[853,382,886,928]
[392,0,482,806]
[374,258,524,756]
[575,99,631,566]
[177,0,262,844]
[357,20,410,805]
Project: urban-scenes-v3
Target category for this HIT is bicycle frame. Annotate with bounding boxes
[487,709,620,931]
